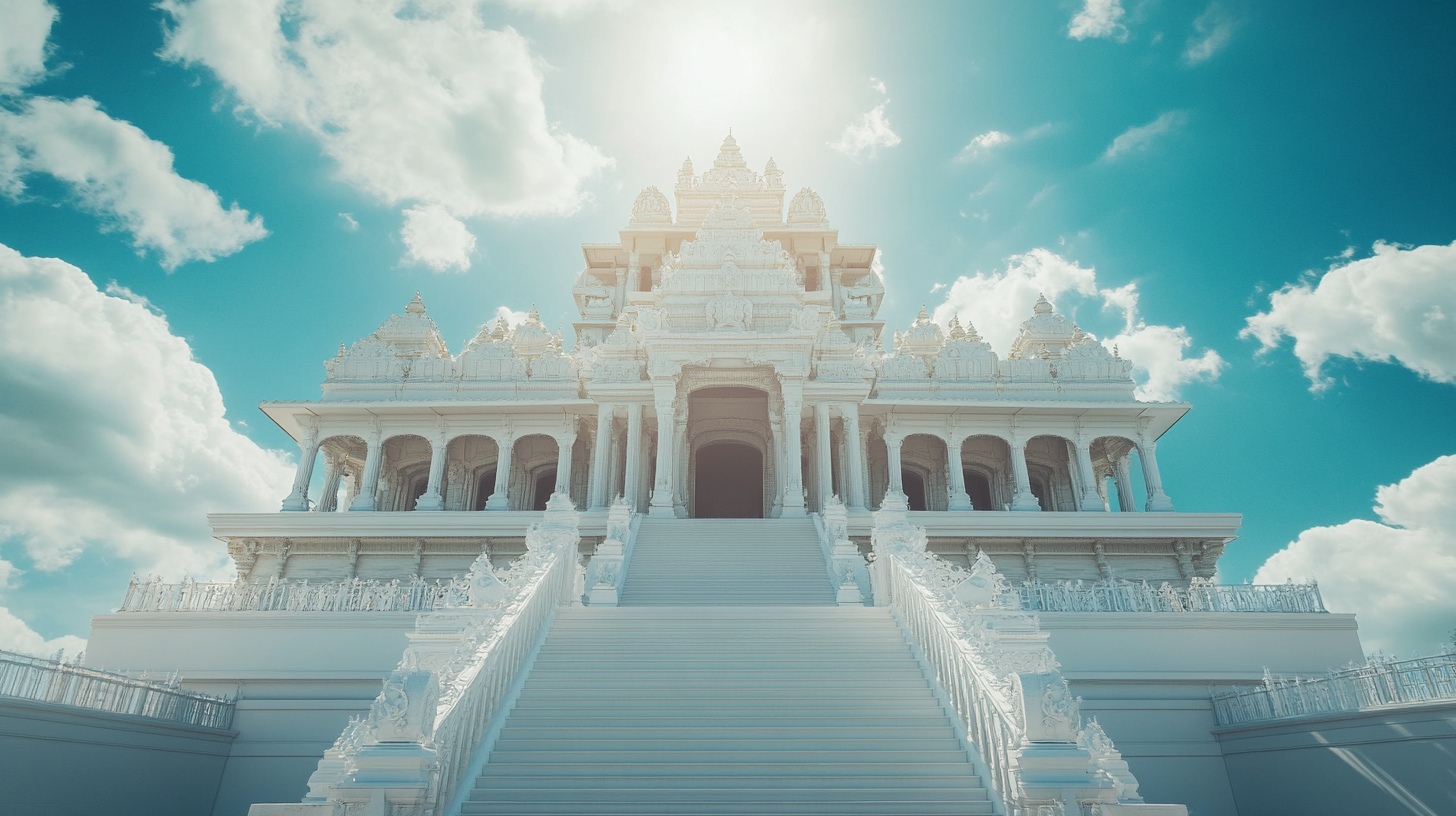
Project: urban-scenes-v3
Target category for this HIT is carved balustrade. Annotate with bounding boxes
[0,650,235,729]
[868,494,1184,815]
[1015,577,1325,614]
[119,574,469,613]
[1211,652,1456,727]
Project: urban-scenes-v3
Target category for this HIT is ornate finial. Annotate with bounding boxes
[528,304,541,323]
[1033,293,1053,315]
[948,315,965,340]
[336,342,346,357]
[406,292,426,314]
[680,156,693,174]
[765,156,780,175]
[915,305,930,325]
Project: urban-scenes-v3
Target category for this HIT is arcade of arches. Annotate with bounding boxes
[296,400,1158,517]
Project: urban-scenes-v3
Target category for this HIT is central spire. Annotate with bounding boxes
[715,131,746,167]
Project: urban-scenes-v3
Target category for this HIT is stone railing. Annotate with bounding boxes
[1211,652,1456,727]
[1015,578,1326,614]
[250,495,581,816]
[813,495,869,606]
[0,649,235,730]
[869,493,1185,816]
[120,575,469,613]
[582,496,635,606]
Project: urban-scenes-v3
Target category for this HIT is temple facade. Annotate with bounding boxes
[59,137,1380,816]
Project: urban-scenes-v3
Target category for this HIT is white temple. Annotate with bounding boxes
[20,135,1425,816]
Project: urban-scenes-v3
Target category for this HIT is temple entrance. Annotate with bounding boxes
[693,443,764,518]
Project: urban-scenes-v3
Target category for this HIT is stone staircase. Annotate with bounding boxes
[458,519,995,816]
[617,518,837,606]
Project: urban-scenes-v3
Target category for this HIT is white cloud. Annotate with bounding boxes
[1183,5,1236,65]
[1102,111,1187,161]
[494,305,530,328]
[400,204,476,273]
[0,243,294,647]
[1256,454,1456,656]
[1068,0,1128,42]
[954,130,1012,163]
[337,212,358,232]
[1243,241,1456,390]
[0,97,268,269]
[0,0,55,92]
[931,248,1224,401]
[0,605,87,657]
[159,0,612,222]
[492,0,632,17]
[830,85,901,160]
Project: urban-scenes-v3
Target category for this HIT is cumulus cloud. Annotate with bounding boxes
[493,305,530,328]
[1243,240,1456,390]
[0,243,294,651]
[1102,111,1187,161]
[0,97,268,269]
[0,0,56,92]
[159,0,612,223]
[1256,455,1456,656]
[1183,5,1236,65]
[954,130,1012,163]
[831,80,901,160]
[492,0,632,17]
[401,204,476,273]
[1068,0,1128,42]
[931,248,1224,401]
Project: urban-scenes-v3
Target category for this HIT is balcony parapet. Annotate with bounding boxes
[846,510,1241,541]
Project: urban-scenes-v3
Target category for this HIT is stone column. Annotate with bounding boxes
[885,433,905,497]
[858,425,873,509]
[1008,436,1041,511]
[649,381,677,515]
[317,450,343,513]
[589,403,613,508]
[281,421,322,511]
[1137,428,1176,512]
[485,435,514,510]
[1073,434,1103,512]
[818,250,832,292]
[623,403,643,510]
[946,434,972,510]
[1113,454,1136,512]
[779,381,806,516]
[350,428,383,511]
[842,405,865,510]
[415,428,448,511]
[673,400,689,517]
[628,250,641,291]
[554,429,575,498]
[814,401,834,509]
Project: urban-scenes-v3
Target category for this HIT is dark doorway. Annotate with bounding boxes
[694,443,763,518]
[532,470,556,511]
[903,470,927,511]
[966,471,994,511]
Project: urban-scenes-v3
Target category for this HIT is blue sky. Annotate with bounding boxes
[1,0,1454,656]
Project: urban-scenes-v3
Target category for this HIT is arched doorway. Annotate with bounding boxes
[694,443,763,518]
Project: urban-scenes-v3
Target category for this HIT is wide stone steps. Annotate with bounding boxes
[617,518,837,606]
[461,604,994,816]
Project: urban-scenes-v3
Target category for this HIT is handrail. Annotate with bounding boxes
[1015,578,1325,614]
[869,492,1178,815]
[1212,651,1456,726]
[269,495,581,815]
[814,495,869,604]
[0,649,234,729]
[119,575,468,613]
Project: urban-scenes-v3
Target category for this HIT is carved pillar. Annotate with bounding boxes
[349,427,383,511]
[817,250,832,292]
[1022,539,1038,583]
[859,425,873,509]
[589,403,612,508]
[317,450,344,513]
[415,426,448,511]
[779,380,806,516]
[554,429,575,498]
[814,401,833,510]
[841,406,865,511]
[947,434,972,510]
[649,380,677,515]
[627,250,641,291]
[1008,435,1041,511]
[1137,425,1176,512]
[623,403,643,511]
[1073,433,1103,512]
[673,400,689,517]
[281,420,321,511]
[486,434,514,510]
[885,433,905,497]
[768,412,784,517]
[1094,541,1113,581]
[1113,454,1136,512]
